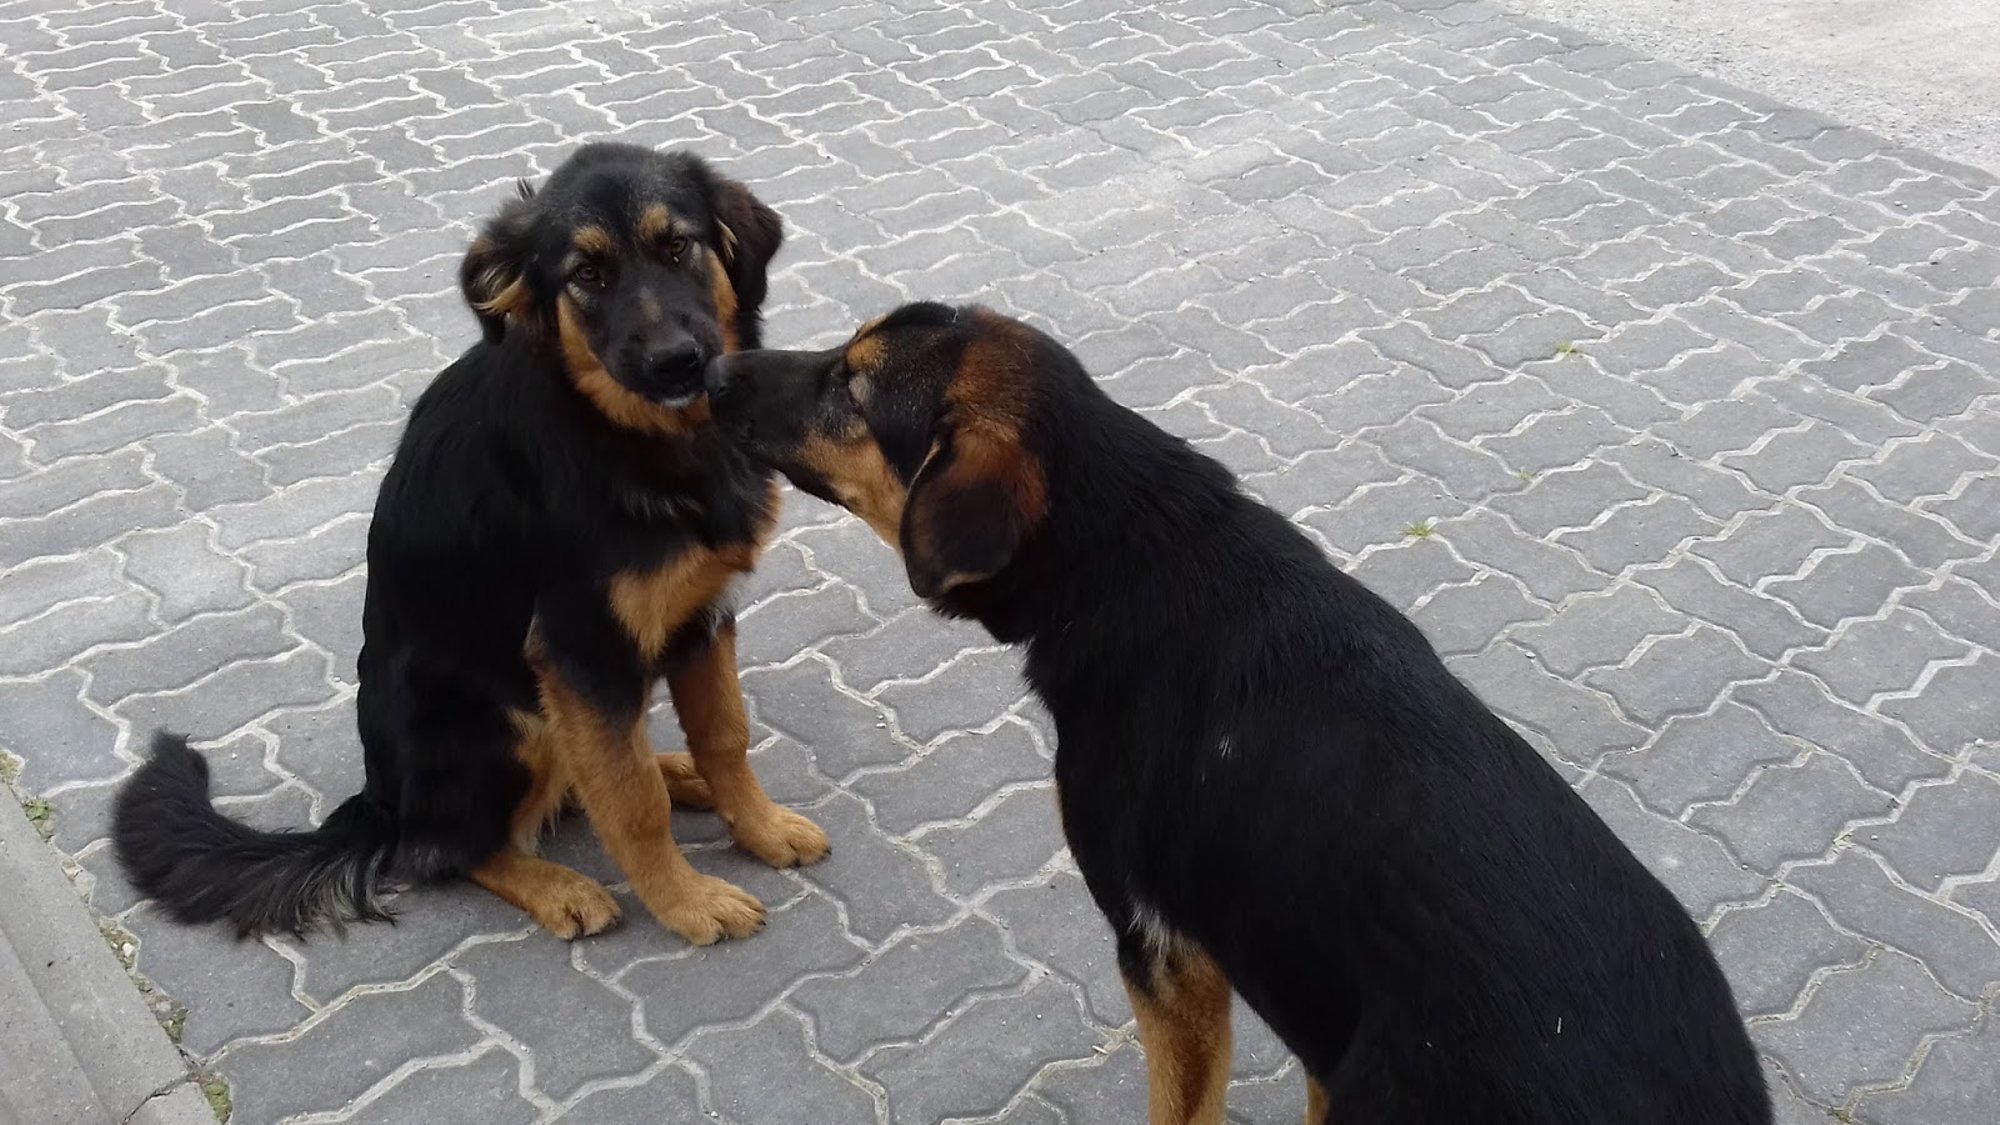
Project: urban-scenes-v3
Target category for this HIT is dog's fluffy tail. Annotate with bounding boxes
[112,731,396,938]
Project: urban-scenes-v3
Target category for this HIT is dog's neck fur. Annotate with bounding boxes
[933,377,1253,691]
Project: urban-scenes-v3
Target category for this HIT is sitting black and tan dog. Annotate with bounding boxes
[114,144,826,946]
[703,303,1770,1124]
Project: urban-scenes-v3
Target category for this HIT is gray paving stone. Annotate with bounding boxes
[1794,610,1971,705]
[1765,544,1930,632]
[118,524,257,623]
[1586,624,1772,724]
[80,603,294,705]
[561,1064,705,1125]
[0,670,126,791]
[1734,671,1952,792]
[1487,460,1650,537]
[0,591,155,679]
[1632,556,1828,660]
[861,978,1103,1125]
[342,1049,538,1125]
[1864,774,2000,894]
[792,916,1027,1062]
[685,1009,877,1125]
[116,850,296,1014]
[1900,576,2000,653]
[741,659,906,781]
[1853,432,1996,505]
[873,647,1031,746]
[816,611,995,695]
[1756,950,1977,1107]
[221,973,479,1124]
[626,892,866,1048]
[454,938,653,1100]
[917,784,1066,901]
[1559,493,1719,573]
[1692,753,1894,873]
[1789,850,2000,1003]
[1798,479,1985,572]
[1877,655,2000,761]
[1601,701,1808,816]
[734,582,878,669]
[292,884,530,1005]
[1690,504,1853,589]
[1515,584,1687,677]
[983,871,1129,1029]
[1927,474,2000,544]
[1301,477,1468,557]
[114,647,333,744]
[1856,1014,2000,1125]
[1710,890,1869,1017]
[850,722,1048,836]
[0,484,185,571]
[797,792,959,948]
[238,514,369,592]
[1033,1042,1150,1125]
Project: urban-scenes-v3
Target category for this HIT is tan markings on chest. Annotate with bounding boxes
[609,543,761,662]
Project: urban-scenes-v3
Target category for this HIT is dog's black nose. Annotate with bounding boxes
[704,354,738,398]
[645,340,706,384]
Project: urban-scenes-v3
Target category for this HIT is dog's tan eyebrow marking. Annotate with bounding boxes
[637,203,675,243]
[572,226,613,256]
[846,332,886,372]
[843,315,890,370]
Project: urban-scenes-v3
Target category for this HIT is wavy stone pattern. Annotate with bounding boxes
[0,0,1996,1121]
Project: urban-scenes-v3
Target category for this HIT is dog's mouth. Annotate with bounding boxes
[650,386,704,410]
[622,343,713,410]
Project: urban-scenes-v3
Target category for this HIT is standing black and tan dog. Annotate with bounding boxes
[705,303,1771,1123]
[113,144,827,946]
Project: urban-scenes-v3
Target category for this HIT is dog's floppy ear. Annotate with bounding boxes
[459,180,538,344]
[899,421,1046,600]
[705,171,783,315]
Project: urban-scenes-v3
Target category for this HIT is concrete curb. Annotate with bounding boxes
[0,791,214,1125]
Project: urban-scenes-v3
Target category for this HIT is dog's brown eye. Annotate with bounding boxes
[572,264,602,288]
[664,236,689,260]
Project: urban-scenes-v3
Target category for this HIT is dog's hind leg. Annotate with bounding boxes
[666,622,828,867]
[1121,930,1233,1125]
[655,751,715,809]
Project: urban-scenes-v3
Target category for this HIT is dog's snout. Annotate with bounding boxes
[645,340,706,383]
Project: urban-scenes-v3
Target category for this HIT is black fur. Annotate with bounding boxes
[111,145,782,938]
[712,306,1771,1123]
[113,733,393,937]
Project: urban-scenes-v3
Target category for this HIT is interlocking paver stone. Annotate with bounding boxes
[0,0,1995,1121]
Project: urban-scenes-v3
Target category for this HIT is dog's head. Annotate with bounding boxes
[706,302,1052,599]
[459,143,782,431]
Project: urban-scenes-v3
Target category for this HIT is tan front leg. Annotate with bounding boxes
[1124,941,1234,1125]
[537,668,762,945]
[1305,1075,1329,1124]
[665,623,829,867]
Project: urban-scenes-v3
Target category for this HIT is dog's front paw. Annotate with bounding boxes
[653,874,764,946]
[731,806,830,868]
[527,871,622,940]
